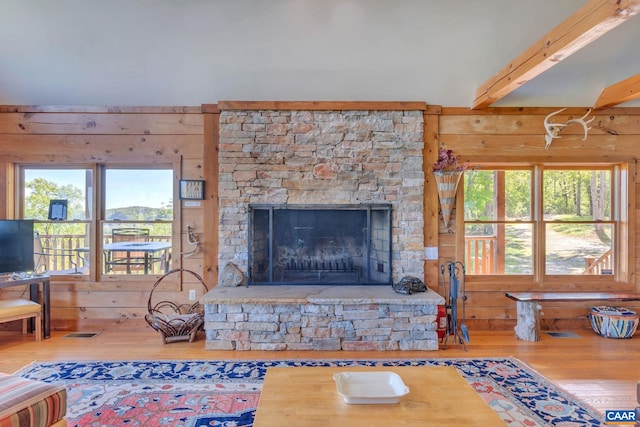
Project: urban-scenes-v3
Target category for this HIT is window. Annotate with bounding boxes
[22,168,93,276]
[20,165,174,279]
[464,165,620,278]
[543,169,612,275]
[102,168,173,276]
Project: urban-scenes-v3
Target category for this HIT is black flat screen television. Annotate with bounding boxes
[0,220,35,274]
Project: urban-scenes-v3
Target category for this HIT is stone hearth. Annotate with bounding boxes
[203,286,444,351]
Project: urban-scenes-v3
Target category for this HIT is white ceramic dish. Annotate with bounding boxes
[333,371,410,404]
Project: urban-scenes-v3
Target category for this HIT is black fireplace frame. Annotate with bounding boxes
[247,203,392,286]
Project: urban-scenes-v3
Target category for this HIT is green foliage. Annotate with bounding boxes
[25,178,172,239]
[464,169,532,220]
[465,168,611,221]
[25,178,84,220]
[463,170,494,220]
[464,168,614,275]
[505,171,531,218]
[543,170,610,219]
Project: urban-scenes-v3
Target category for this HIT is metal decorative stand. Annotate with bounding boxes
[440,261,470,351]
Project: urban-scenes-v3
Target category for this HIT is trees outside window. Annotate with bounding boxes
[464,166,616,277]
[21,165,174,278]
[543,169,612,275]
[24,168,92,275]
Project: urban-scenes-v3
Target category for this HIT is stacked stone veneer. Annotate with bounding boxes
[218,109,425,282]
[211,108,431,351]
[203,286,442,351]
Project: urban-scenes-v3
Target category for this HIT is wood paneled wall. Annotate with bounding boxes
[0,106,210,332]
[437,107,640,330]
[0,104,639,333]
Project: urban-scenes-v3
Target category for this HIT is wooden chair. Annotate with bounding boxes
[34,234,84,275]
[0,299,42,341]
[106,228,150,274]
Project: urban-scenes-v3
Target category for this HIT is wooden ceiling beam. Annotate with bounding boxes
[594,74,640,108]
[472,0,640,109]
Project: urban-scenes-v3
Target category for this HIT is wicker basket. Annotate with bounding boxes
[589,306,638,339]
[145,268,209,344]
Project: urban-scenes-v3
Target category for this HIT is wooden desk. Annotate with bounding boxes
[0,275,51,339]
[253,366,505,426]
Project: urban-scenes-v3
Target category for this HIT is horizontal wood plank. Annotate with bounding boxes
[0,105,202,114]
[442,107,640,116]
[439,135,638,160]
[0,113,204,135]
[218,101,427,111]
[0,134,201,161]
[466,278,635,292]
[506,291,640,302]
[440,114,640,135]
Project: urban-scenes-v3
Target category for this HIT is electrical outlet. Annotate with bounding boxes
[189,290,197,301]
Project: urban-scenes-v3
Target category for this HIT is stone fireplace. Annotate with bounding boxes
[216,109,425,278]
[203,106,443,350]
[248,203,392,286]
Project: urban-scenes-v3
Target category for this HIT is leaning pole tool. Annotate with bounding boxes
[455,261,470,343]
[446,261,467,351]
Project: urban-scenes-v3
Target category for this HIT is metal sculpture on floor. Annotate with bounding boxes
[440,261,469,351]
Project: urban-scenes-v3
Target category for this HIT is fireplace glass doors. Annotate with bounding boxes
[248,204,392,285]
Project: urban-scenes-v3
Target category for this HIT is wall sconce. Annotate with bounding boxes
[48,199,68,220]
[179,180,205,200]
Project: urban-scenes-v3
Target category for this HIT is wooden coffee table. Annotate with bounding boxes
[253,366,506,426]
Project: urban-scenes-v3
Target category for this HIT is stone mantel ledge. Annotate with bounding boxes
[202,285,445,306]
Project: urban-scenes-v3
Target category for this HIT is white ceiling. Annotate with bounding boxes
[1,0,638,108]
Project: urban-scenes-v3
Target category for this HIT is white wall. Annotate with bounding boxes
[1,0,639,107]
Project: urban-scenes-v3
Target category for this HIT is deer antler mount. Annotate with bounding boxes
[543,108,594,150]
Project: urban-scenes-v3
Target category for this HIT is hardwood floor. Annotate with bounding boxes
[0,329,637,415]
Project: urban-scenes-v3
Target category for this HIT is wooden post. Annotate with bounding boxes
[514,301,542,341]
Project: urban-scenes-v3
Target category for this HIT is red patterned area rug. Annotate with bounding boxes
[16,358,604,426]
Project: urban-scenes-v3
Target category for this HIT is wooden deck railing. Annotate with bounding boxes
[465,236,497,275]
[37,234,88,273]
[466,236,612,275]
[38,234,171,274]
[582,249,613,275]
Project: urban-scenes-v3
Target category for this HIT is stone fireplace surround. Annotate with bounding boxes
[203,105,442,350]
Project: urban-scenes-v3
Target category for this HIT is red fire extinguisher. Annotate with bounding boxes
[436,304,447,339]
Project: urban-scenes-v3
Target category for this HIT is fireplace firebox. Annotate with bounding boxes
[248,204,392,285]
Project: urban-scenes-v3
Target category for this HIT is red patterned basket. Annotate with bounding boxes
[589,306,638,339]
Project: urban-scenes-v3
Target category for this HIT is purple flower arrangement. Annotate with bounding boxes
[433,148,469,172]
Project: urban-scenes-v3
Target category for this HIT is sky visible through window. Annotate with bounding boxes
[26,169,173,209]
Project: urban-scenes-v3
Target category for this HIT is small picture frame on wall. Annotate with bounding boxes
[179,180,205,200]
